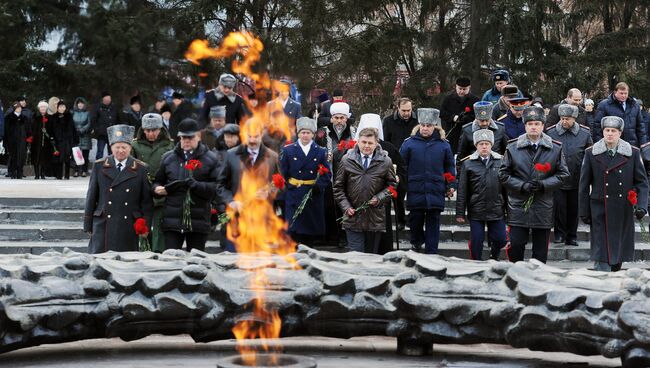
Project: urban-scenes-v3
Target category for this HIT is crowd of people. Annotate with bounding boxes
[2,70,650,272]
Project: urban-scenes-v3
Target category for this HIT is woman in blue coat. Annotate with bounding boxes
[400,108,456,254]
[280,117,332,246]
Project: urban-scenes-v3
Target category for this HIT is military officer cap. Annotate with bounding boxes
[601,116,624,131]
[492,69,510,82]
[209,105,226,119]
[141,113,163,130]
[473,101,494,121]
[219,73,237,88]
[296,117,317,133]
[417,108,441,126]
[107,124,135,146]
[223,123,240,135]
[558,104,579,118]
[508,96,531,111]
[523,105,546,123]
[177,118,200,137]
[473,129,494,145]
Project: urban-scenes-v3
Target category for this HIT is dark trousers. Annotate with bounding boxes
[553,188,578,242]
[395,181,407,225]
[7,147,26,178]
[507,226,550,263]
[468,219,507,260]
[95,137,109,160]
[346,230,382,254]
[164,231,208,252]
[409,209,441,254]
[54,155,71,179]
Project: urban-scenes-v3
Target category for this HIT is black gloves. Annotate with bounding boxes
[635,208,647,220]
[185,176,198,189]
[530,180,543,193]
[521,182,534,194]
[164,179,186,193]
[581,216,591,224]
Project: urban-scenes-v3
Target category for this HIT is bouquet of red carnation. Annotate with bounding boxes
[628,190,649,242]
[133,218,150,251]
[337,139,357,152]
[291,164,330,226]
[338,185,398,223]
[442,172,456,214]
[522,162,551,212]
[182,159,202,231]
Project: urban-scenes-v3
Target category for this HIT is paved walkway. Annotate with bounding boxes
[0,178,89,198]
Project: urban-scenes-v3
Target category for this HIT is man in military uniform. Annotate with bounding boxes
[457,101,509,164]
[131,113,175,252]
[499,106,570,263]
[200,73,248,126]
[580,116,649,272]
[498,96,530,140]
[279,117,332,246]
[545,104,593,246]
[84,124,153,254]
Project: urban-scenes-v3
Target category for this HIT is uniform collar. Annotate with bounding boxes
[516,133,553,149]
[592,138,632,157]
[555,122,580,136]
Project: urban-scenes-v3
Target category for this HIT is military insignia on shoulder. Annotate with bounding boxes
[545,126,554,131]
[579,124,591,130]
[641,142,650,149]
[497,114,507,121]
[459,155,471,162]
[507,138,517,143]
[552,139,562,145]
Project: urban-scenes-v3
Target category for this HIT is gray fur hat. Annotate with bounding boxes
[473,101,494,121]
[558,104,579,118]
[296,117,317,133]
[601,116,624,131]
[522,106,545,123]
[209,105,226,118]
[223,123,240,135]
[218,73,237,88]
[107,124,135,146]
[473,129,494,145]
[417,108,441,126]
[141,113,163,129]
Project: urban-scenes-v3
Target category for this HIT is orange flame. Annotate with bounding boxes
[186,32,297,365]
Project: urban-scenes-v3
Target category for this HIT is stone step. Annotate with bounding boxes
[3,240,650,263]
[0,209,84,223]
[0,197,85,209]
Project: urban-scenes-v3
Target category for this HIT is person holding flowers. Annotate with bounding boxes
[280,117,332,246]
[499,105,569,263]
[217,118,280,252]
[153,118,220,252]
[333,127,397,254]
[400,108,455,254]
[83,124,152,253]
[579,116,649,272]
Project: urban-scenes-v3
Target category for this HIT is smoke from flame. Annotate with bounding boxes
[185,31,297,366]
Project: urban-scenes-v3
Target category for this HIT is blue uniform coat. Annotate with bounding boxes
[280,141,331,235]
[399,130,456,210]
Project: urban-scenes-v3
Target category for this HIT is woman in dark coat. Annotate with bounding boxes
[51,101,78,180]
[31,101,55,179]
[4,103,31,179]
[72,97,92,177]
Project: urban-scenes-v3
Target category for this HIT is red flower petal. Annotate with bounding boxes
[317,164,329,176]
[272,173,286,190]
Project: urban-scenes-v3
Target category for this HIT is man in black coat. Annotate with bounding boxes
[217,122,280,252]
[544,88,587,129]
[382,97,418,229]
[499,106,570,263]
[580,116,649,272]
[91,92,119,160]
[456,129,507,260]
[153,119,220,251]
[122,95,145,132]
[439,77,480,153]
[545,104,593,245]
[200,73,248,127]
[170,91,195,137]
[84,124,153,254]
[3,102,31,179]
[317,89,356,128]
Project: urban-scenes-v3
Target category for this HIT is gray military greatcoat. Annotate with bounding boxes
[84,156,153,253]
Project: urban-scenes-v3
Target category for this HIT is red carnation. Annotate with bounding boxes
[464,107,471,113]
[337,140,347,152]
[317,164,329,176]
[272,173,286,190]
[346,140,357,149]
[25,136,33,144]
[443,172,456,183]
[42,117,48,123]
[387,185,398,198]
[133,218,149,235]
[628,190,638,206]
[184,159,202,171]
[534,162,552,173]
[210,208,218,215]
[317,130,326,139]
[53,150,61,157]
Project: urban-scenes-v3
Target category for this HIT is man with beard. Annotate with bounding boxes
[200,73,248,127]
[440,77,480,153]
